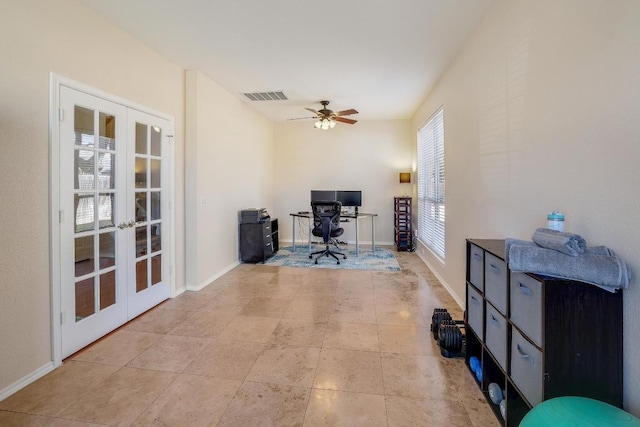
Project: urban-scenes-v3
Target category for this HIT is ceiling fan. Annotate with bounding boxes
[290,100,358,129]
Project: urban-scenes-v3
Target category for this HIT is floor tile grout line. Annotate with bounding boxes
[3,255,501,426]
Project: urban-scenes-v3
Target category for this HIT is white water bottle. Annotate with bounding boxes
[547,210,565,232]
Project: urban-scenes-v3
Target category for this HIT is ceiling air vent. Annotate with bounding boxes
[243,91,288,101]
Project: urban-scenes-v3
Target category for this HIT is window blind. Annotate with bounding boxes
[417,107,445,260]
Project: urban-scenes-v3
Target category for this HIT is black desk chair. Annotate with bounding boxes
[309,201,347,264]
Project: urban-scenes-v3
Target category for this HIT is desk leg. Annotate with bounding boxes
[292,216,296,251]
[355,217,359,256]
[307,218,311,255]
[371,216,376,253]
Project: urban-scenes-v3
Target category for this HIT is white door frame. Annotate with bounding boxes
[49,73,177,367]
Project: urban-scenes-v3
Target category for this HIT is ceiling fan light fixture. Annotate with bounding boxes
[314,118,336,130]
[297,100,358,129]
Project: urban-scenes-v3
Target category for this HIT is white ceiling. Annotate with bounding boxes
[79,0,493,123]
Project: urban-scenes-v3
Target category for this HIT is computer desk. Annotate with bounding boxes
[289,211,377,256]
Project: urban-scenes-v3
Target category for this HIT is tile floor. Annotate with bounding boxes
[0,250,500,426]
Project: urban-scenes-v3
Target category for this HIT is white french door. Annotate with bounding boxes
[58,85,171,358]
[126,109,171,318]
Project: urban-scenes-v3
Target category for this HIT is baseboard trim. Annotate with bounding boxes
[416,251,464,310]
[0,361,55,401]
[173,286,187,298]
[187,260,240,292]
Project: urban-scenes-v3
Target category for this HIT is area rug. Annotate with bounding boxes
[263,245,401,271]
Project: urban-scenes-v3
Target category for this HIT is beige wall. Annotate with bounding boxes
[272,120,412,246]
[412,0,640,414]
[185,70,274,289]
[4,0,638,415]
[0,0,188,393]
[0,0,276,396]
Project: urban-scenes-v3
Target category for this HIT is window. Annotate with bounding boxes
[417,106,445,260]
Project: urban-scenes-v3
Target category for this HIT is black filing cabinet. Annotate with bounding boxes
[239,221,273,263]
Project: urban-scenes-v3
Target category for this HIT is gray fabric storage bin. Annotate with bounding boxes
[485,303,507,370]
[484,253,507,315]
[510,272,543,347]
[467,283,484,340]
[469,244,484,291]
[511,327,543,406]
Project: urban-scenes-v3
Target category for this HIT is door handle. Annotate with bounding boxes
[516,343,534,364]
[519,282,532,296]
[490,314,501,327]
[118,220,141,229]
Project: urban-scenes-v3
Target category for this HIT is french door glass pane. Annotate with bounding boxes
[136,192,147,223]
[136,226,147,257]
[135,157,147,188]
[100,271,116,310]
[136,260,147,293]
[75,149,95,190]
[150,126,161,156]
[98,193,115,229]
[150,192,161,221]
[151,224,161,253]
[151,255,161,285]
[75,277,95,321]
[150,160,161,188]
[74,193,95,232]
[75,235,95,277]
[74,106,94,147]
[97,152,115,189]
[98,112,115,150]
[99,231,116,269]
[135,123,147,154]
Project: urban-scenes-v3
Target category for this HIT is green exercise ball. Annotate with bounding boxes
[519,397,640,427]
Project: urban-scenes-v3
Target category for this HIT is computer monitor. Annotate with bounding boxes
[336,190,362,207]
[310,190,337,203]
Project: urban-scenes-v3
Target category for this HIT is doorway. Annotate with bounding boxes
[51,77,175,360]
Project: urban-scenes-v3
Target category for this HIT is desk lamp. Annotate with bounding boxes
[399,172,411,196]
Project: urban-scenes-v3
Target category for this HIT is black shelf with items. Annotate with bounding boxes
[464,238,623,426]
[394,197,412,251]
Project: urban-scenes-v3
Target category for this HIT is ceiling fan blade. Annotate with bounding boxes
[335,109,358,116]
[287,116,317,121]
[304,107,320,115]
[334,117,357,124]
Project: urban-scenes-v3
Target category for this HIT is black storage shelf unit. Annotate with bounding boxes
[271,218,279,253]
[394,197,412,251]
[464,238,623,426]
